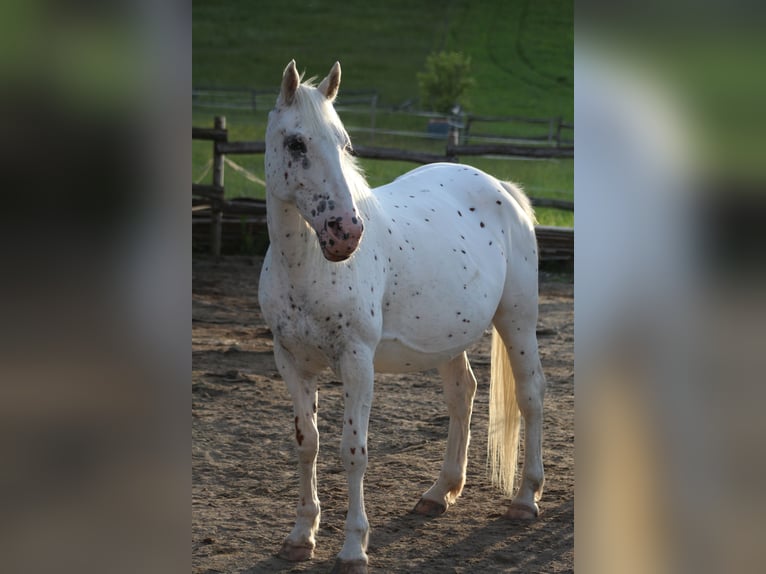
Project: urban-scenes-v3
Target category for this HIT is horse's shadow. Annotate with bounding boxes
[243,499,572,572]
[242,555,334,573]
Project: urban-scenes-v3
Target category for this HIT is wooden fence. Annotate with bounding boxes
[194,87,572,148]
[193,116,573,263]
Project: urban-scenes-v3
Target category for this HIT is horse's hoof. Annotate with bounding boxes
[331,558,368,574]
[503,501,539,520]
[412,498,447,516]
[277,539,314,562]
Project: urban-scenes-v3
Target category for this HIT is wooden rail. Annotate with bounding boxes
[193,116,574,261]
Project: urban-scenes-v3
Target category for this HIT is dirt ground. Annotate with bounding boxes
[193,255,573,573]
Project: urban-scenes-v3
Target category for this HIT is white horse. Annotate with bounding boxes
[258,60,546,573]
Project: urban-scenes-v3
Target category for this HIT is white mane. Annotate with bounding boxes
[291,81,376,209]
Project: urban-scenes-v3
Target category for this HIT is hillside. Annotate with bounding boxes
[192,0,572,119]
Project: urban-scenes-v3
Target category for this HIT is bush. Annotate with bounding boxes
[417,51,475,114]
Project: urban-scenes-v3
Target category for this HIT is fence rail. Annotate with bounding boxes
[193,86,573,147]
[193,115,572,262]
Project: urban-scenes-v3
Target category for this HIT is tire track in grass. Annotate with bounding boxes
[487,0,572,93]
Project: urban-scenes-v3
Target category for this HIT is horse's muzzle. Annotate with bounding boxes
[317,212,364,262]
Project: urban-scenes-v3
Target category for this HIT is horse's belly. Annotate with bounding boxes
[373,329,484,373]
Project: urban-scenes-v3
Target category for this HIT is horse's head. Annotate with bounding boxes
[265,60,364,262]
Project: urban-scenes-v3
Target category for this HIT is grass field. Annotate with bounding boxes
[193,0,573,226]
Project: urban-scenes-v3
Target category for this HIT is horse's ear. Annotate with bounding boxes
[318,61,341,101]
[279,59,300,106]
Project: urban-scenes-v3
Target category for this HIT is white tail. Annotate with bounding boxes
[487,327,521,497]
[501,180,537,225]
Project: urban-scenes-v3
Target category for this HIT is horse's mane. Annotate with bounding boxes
[293,81,376,210]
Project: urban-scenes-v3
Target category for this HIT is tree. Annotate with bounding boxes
[417,51,475,114]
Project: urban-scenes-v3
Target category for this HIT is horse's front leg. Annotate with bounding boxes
[274,343,321,562]
[332,345,375,574]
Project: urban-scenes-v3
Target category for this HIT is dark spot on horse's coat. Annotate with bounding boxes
[521,351,525,355]
[469,207,475,212]
[353,430,356,435]
[480,222,485,228]
[284,172,288,180]
[496,200,502,205]
[457,210,462,216]
[351,447,356,454]
[294,417,304,446]
[361,447,365,455]
[349,418,353,425]
[302,157,310,169]
[317,200,327,213]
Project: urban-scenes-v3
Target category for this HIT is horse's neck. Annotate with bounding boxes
[266,193,322,266]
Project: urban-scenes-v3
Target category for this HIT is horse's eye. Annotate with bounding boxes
[286,136,306,154]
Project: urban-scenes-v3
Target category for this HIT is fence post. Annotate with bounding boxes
[548,117,555,145]
[211,115,226,257]
[555,115,563,147]
[370,93,378,143]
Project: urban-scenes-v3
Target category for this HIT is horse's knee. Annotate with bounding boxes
[340,439,368,471]
[295,420,319,462]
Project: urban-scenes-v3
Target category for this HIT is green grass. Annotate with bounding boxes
[193,0,572,227]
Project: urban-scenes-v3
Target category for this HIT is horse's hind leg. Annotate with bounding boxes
[273,343,321,561]
[494,280,546,519]
[413,352,477,516]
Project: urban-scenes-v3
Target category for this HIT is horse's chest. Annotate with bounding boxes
[261,270,376,361]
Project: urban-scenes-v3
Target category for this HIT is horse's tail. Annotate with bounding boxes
[501,180,537,226]
[487,326,521,498]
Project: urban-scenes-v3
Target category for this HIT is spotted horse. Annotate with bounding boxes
[258,60,546,574]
